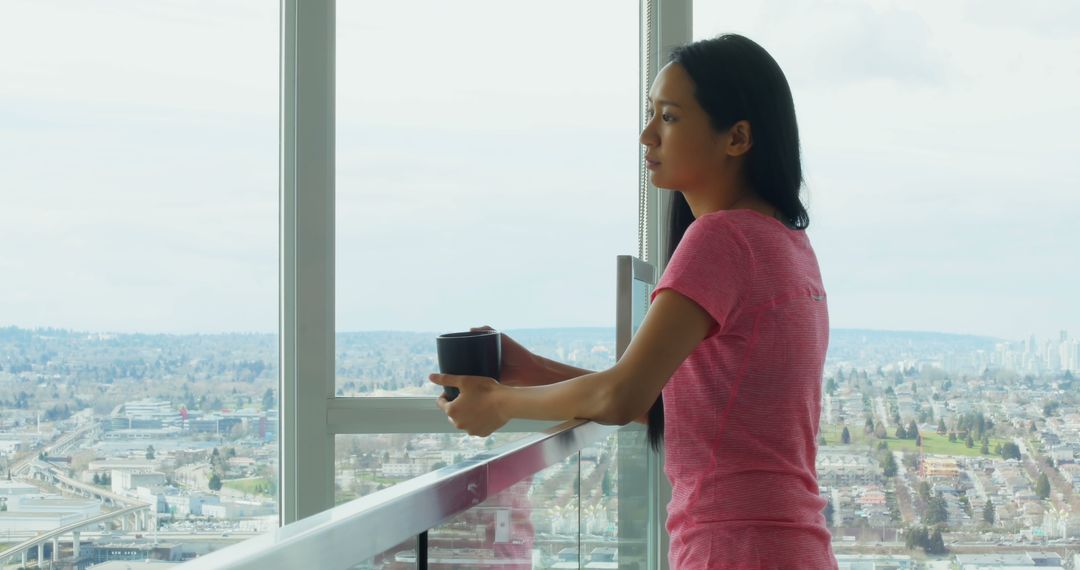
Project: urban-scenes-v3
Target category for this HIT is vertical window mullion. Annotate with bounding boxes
[280,0,336,525]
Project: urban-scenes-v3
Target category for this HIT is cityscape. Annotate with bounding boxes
[0,325,1079,569]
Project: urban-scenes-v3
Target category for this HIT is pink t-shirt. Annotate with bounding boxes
[652,209,836,570]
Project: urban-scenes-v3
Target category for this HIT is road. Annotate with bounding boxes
[9,424,95,477]
[876,397,891,429]
[1016,437,1080,514]
[892,451,917,525]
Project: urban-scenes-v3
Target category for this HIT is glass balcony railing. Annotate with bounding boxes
[176,419,654,569]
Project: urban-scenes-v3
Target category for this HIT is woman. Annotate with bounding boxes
[430,34,836,569]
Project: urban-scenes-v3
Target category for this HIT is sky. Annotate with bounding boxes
[0,0,1078,342]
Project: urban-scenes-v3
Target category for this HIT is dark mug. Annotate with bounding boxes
[436,330,502,402]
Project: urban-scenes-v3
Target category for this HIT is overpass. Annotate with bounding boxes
[0,503,150,568]
[28,460,145,509]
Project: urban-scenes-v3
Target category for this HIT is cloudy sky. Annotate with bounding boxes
[1,0,1077,342]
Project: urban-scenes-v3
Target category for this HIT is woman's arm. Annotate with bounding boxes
[431,289,713,435]
[529,354,595,386]
[469,326,594,387]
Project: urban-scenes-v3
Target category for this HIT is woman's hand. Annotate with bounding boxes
[469,325,541,387]
[430,373,510,437]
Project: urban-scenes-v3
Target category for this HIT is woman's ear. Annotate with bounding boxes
[726,120,753,157]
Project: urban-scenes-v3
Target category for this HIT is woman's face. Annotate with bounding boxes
[639,62,745,193]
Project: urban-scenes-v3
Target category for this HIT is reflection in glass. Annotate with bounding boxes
[427,453,580,569]
[348,536,416,570]
[334,433,533,505]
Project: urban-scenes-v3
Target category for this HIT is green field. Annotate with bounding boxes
[823,426,1007,458]
[223,477,271,495]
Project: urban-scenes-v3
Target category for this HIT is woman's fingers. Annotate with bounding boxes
[428,373,464,387]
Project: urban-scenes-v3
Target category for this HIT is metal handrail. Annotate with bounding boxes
[179,419,619,569]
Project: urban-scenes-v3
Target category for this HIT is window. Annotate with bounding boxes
[335,0,638,398]
[696,1,1080,560]
[0,1,279,562]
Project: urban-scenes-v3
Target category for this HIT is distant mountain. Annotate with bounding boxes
[826,328,1000,368]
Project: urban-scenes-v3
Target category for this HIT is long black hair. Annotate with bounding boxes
[645,34,808,452]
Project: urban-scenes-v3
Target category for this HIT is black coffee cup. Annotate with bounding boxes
[436,330,502,401]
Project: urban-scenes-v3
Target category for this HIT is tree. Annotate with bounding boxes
[981,440,990,455]
[907,420,919,440]
[601,470,613,496]
[927,528,947,554]
[948,432,957,443]
[903,452,918,470]
[841,427,851,444]
[983,500,995,525]
[1037,473,1051,500]
[905,526,929,551]
[1001,442,1022,461]
[146,445,155,460]
[93,473,101,485]
[825,377,836,395]
[895,426,908,439]
[937,418,947,434]
[209,473,222,491]
[926,496,949,526]
[966,435,975,449]
[918,481,932,502]
[864,416,875,434]
[959,495,972,517]
[882,453,898,477]
[822,501,834,526]
[262,388,275,411]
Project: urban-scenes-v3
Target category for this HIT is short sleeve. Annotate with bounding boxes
[651,214,754,336]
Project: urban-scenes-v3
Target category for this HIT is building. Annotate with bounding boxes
[112,470,167,494]
[7,495,101,518]
[124,400,174,418]
[955,552,1063,569]
[0,511,85,532]
[163,493,220,517]
[91,541,184,564]
[835,554,913,570]
[816,452,880,487]
[922,457,960,478]
[0,439,22,456]
[203,500,276,519]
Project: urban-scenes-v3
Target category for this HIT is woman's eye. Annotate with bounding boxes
[662,113,675,122]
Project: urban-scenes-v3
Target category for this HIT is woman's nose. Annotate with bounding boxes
[639,128,656,147]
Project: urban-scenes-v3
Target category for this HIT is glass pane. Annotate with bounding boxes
[348,536,416,570]
[695,1,1080,564]
[427,452,581,569]
[335,330,618,398]
[335,433,534,505]
[335,0,637,397]
[0,0,279,564]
